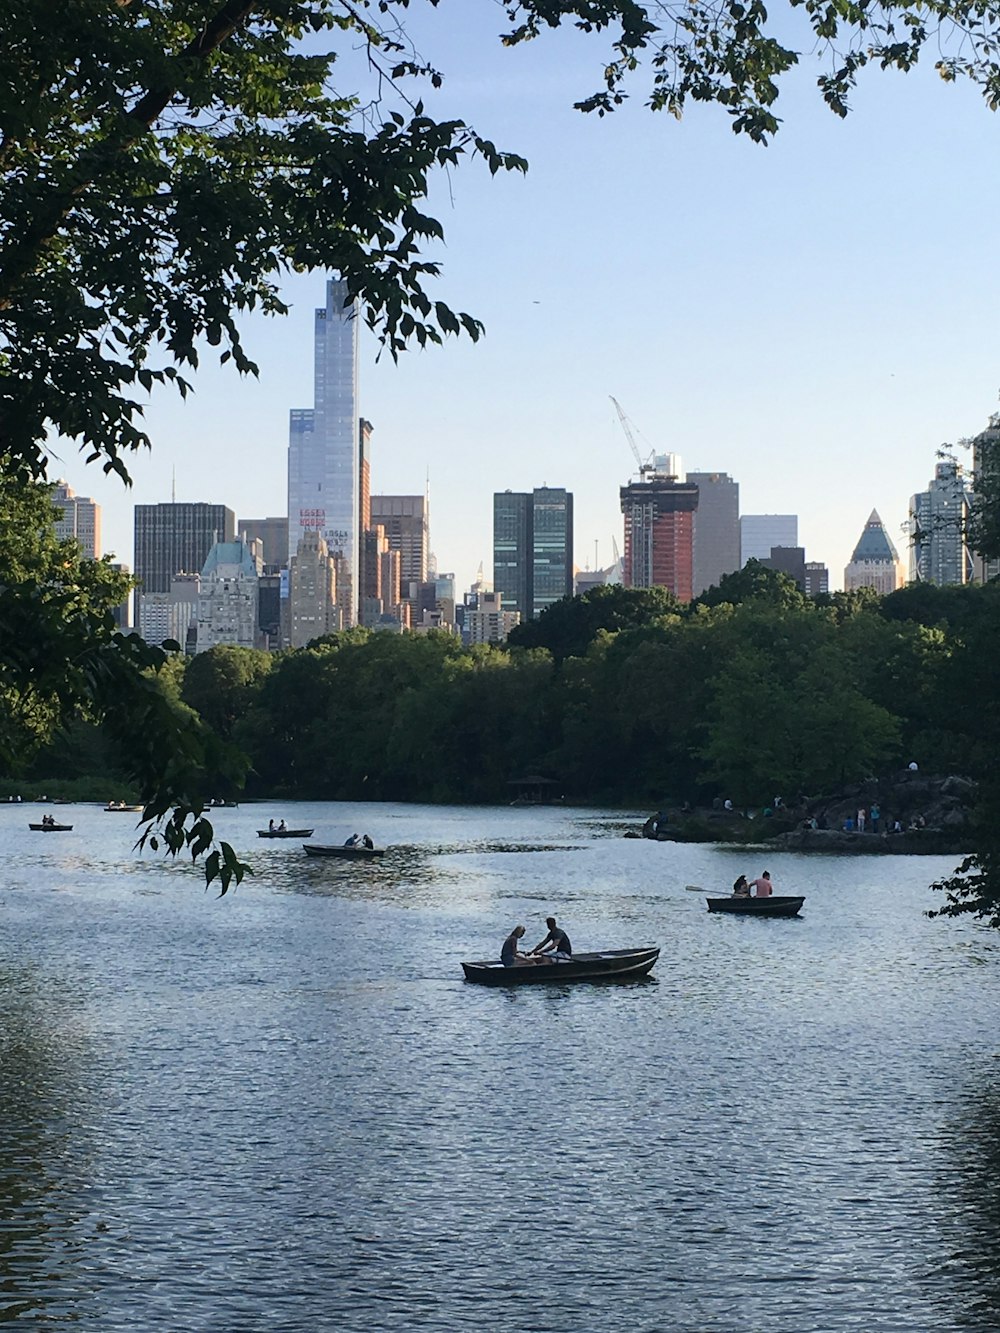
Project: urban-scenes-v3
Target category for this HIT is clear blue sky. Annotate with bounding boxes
[50,5,1000,592]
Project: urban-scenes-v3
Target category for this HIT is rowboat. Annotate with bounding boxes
[104,804,142,813]
[302,843,385,859]
[29,822,73,832]
[706,895,804,917]
[462,946,660,986]
[257,828,314,838]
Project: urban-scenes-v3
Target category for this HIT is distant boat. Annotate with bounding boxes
[706,895,804,918]
[462,946,660,986]
[257,828,314,839]
[29,822,73,832]
[104,804,142,813]
[302,843,385,860]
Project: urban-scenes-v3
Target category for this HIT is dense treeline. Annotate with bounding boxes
[22,567,1000,813]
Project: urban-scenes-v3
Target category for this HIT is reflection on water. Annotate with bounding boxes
[0,968,94,1324]
[938,1072,1000,1326]
[0,800,997,1330]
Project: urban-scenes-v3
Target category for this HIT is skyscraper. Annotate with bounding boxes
[52,481,101,558]
[493,491,532,617]
[134,502,236,640]
[909,461,973,585]
[531,487,574,617]
[369,495,429,588]
[493,488,574,619]
[687,471,740,597]
[619,476,699,601]
[287,278,361,624]
[288,530,340,647]
[844,510,904,594]
[740,514,798,566]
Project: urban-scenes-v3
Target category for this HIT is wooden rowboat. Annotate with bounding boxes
[302,843,385,859]
[462,946,660,986]
[706,895,804,918]
[29,822,73,832]
[257,828,314,838]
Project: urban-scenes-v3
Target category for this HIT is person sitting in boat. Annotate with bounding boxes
[732,874,750,897]
[752,871,773,897]
[531,916,572,961]
[501,925,548,967]
[268,818,275,832]
[344,833,360,847]
[361,834,374,850]
[278,819,287,832]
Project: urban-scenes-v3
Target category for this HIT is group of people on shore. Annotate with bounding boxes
[732,871,773,898]
[502,917,572,967]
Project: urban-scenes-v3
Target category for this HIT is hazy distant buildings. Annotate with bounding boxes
[620,475,698,601]
[466,590,520,644]
[196,541,260,652]
[493,487,574,619]
[287,278,361,624]
[238,517,288,571]
[52,481,101,558]
[108,563,132,630]
[971,415,1000,582]
[909,461,973,585]
[804,561,830,598]
[741,514,797,566]
[844,510,904,595]
[763,545,806,589]
[140,574,200,651]
[687,471,740,596]
[134,502,235,641]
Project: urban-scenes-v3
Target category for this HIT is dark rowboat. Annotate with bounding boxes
[303,843,385,859]
[257,828,314,838]
[462,946,660,986]
[29,822,73,832]
[707,895,804,918]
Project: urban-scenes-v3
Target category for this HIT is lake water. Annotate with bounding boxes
[1,801,998,1331]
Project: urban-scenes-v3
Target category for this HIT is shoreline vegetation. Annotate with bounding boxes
[2,575,993,875]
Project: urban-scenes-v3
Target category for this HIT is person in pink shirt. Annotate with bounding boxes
[752,871,773,897]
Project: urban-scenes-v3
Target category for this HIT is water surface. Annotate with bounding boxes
[0,801,997,1330]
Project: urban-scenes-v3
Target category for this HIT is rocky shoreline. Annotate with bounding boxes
[636,771,975,856]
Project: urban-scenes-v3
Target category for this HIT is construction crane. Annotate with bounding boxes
[610,396,655,480]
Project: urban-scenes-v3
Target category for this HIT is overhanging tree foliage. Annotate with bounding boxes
[5,0,1000,890]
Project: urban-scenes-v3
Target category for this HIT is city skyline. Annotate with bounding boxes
[44,12,1000,597]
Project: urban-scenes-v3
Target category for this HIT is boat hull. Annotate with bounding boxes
[302,844,385,859]
[706,895,804,917]
[462,947,660,986]
[29,823,73,832]
[257,829,314,838]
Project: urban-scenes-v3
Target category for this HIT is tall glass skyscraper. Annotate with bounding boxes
[287,278,360,625]
[493,487,573,619]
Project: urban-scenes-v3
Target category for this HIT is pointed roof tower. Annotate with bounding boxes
[850,510,900,564]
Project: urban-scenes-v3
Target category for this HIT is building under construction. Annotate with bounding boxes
[620,474,699,602]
